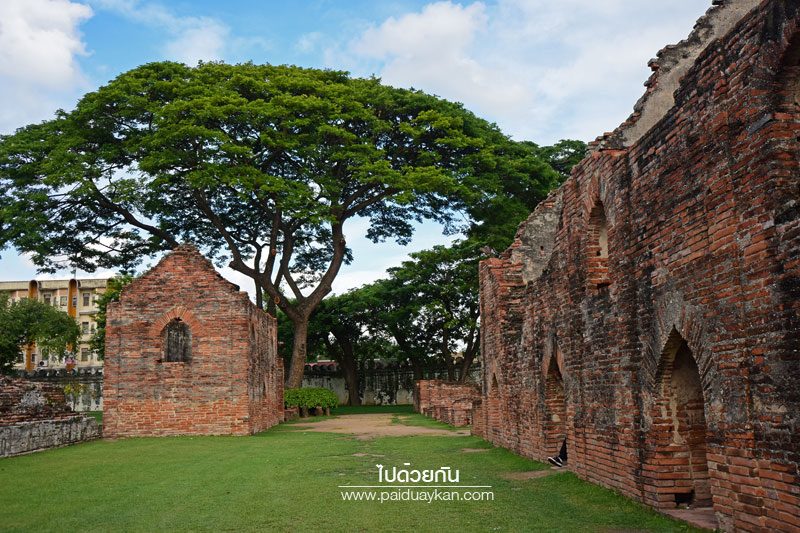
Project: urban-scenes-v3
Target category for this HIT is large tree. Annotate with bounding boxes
[0,294,81,374]
[0,61,548,386]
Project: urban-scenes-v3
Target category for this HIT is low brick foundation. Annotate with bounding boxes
[414,380,481,427]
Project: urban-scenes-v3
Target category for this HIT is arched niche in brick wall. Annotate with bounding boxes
[541,347,567,458]
[642,328,712,510]
[586,201,611,289]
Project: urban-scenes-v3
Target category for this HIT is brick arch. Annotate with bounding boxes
[640,291,712,399]
[540,340,567,459]
[541,336,565,380]
[148,306,202,339]
[641,328,713,510]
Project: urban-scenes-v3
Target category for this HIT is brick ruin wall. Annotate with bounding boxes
[104,245,283,437]
[0,376,99,457]
[414,380,481,427]
[477,1,800,531]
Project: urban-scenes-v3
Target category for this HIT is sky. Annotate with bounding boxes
[0,0,713,297]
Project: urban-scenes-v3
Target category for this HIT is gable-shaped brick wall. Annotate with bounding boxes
[103,245,283,437]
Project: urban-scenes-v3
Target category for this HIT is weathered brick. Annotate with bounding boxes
[103,245,283,437]
[476,2,800,531]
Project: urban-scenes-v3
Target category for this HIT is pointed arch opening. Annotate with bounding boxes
[587,202,610,288]
[643,329,711,509]
[542,350,567,458]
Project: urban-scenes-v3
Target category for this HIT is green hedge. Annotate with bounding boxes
[284,388,338,409]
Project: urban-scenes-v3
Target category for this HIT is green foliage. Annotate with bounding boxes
[62,381,87,406]
[284,387,338,409]
[90,274,134,359]
[0,294,81,373]
[0,60,559,386]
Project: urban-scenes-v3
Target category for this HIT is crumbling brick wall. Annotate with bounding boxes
[414,380,481,427]
[478,1,800,531]
[0,376,99,457]
[104,245,283,437]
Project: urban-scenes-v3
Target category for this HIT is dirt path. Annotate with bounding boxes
[291,414,470,440]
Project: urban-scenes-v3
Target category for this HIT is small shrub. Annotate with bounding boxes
[284,388,338,409]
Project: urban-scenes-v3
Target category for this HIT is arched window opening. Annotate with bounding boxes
[587,202,610,288]
[644,330,711,510]
[163,318,191,362]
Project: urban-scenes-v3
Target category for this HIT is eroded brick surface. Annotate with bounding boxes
[478,2,800,531]
[414,380,481,427]
[0,376,100,456]
[103,245,283,437]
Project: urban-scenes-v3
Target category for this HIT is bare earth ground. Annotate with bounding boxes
[291,413,470,439]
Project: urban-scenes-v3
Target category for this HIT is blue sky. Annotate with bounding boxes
[0,0,713,296]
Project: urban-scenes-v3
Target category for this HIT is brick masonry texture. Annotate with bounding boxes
[414,380,481,427]
[476,1,800,531]
[0,376,99,457]
[104,245,283,437]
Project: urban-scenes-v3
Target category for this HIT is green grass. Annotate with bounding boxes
[0,409,703,532]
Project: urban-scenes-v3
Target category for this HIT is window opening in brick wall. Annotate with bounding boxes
[587,202,610,288]
[163,318,191,362]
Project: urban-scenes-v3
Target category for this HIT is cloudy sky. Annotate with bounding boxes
[0,0,712,296]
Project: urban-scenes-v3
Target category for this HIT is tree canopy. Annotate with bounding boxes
[0,61,560,386]
[0,294,81,374]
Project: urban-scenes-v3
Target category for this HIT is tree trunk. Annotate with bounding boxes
[458,346,477,383]
[285,319,308,388]
[341,356,361,406]
[334,335,361,406]
[410,357,424,381]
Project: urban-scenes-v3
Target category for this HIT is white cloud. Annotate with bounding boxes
[335,0,711,144]
[90,0,229,64]
[0,0,92,133]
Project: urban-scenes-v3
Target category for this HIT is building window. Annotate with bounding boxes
[60,296,67,306]
[81,322,90,334]
[72,296,77,308]
[163,318,191,363]
[43,294,51,306]
[80,348,89,362]
[83,293,90,307]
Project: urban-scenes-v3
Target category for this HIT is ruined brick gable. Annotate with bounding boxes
[477,1,800,531]
[104,245,283,437]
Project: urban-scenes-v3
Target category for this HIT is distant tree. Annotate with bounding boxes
[90,274,134,359]
[465,139,586,252]
[0,294,81,373]
[530,139,587,180]
[344,241,480,381]
[0,61,554,387]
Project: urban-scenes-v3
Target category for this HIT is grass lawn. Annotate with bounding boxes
[0,409,702,532]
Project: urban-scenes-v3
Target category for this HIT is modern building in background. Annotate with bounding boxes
[0,278,109,370]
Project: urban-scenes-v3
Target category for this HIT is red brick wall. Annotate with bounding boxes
[104,245,283,437]
[478,2,800,531]
[415,380,480,427]
[0,376,77,424]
